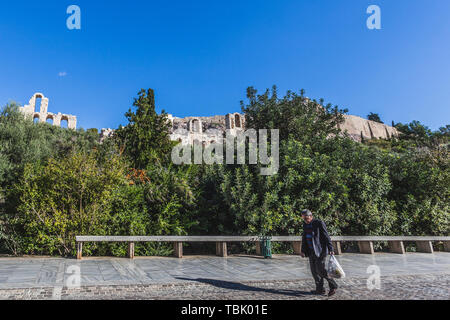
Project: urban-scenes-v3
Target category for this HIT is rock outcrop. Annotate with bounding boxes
[340,115,398,142]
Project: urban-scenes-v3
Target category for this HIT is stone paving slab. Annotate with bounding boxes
[0,253,449,296]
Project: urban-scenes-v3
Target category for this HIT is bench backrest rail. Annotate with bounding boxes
[74,235,450,260]
[76,235,450,242]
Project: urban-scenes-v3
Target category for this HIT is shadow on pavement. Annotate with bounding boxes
[175,277,315,297]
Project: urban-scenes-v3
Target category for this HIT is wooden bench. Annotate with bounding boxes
[331,236,450,255]
[75,235,450,259]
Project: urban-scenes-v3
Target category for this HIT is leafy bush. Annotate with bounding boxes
[7,152,126,256]
[0,87,448,257]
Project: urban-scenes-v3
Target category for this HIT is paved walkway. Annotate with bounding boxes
[0,253,449,299]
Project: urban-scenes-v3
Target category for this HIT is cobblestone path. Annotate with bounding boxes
[1,273,448,300]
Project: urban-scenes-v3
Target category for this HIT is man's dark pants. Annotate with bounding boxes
[308,254,338,291]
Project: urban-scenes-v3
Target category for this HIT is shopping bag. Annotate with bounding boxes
[327,255,346,279]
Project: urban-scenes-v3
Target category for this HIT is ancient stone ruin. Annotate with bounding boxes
[167,111,398,145]
[168,112,246,146]
[19,92,398,142]
[98,111,398,146]
[19,93,77,129]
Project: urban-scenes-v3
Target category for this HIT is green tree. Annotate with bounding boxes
[368,112,383,123]
[115,89,174,168]
[241,86,347,145]
[0,103,105,250]
[7,151,127,256]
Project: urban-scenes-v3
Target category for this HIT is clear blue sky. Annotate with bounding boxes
[1,0,449,130]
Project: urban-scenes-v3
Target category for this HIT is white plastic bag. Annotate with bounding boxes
[327,255,346,279]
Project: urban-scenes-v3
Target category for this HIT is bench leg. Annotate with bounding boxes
[128,242,135,259]
[444,241,450,252]
[221,242,227,257]
[255,242,261,256]
[216,242,227,257]
[292,241,302,255]
[388,241,405,254]
[416,241,433,253]
[332,241,342,255]
[77,242,83,260]
[174,242,183,258]
[358,241,374,254]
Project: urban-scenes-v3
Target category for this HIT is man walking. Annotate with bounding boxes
[299,209,338,297]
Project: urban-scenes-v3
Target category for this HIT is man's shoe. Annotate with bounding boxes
[328,288,337,297]
[311,289,326,295]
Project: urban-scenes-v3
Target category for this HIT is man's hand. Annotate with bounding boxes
[300,252,305,258]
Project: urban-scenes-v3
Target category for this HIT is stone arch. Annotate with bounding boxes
[35,96,42,114]
[20,93,77,130]
[234,114,241,128]
[29,93,49,114]
[226,113,245,130]
[60,115,69,128]
[46,114,54,125]
[188,118,203,133]
[33,113,40,123]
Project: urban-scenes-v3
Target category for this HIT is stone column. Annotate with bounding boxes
[53,114,62,127]
[68,115,77,130]
[40,98,49,114]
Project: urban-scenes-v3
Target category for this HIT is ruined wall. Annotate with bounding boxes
[102,112,399,145]
[168,112,398,145]
[169,113,246,146]
[18,92,398,141]
[19,93,77,130]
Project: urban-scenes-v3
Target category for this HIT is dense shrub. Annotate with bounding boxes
[5,152,126,255]
[0,87,448,257]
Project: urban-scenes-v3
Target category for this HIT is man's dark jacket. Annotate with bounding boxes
[301,219,334,258]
